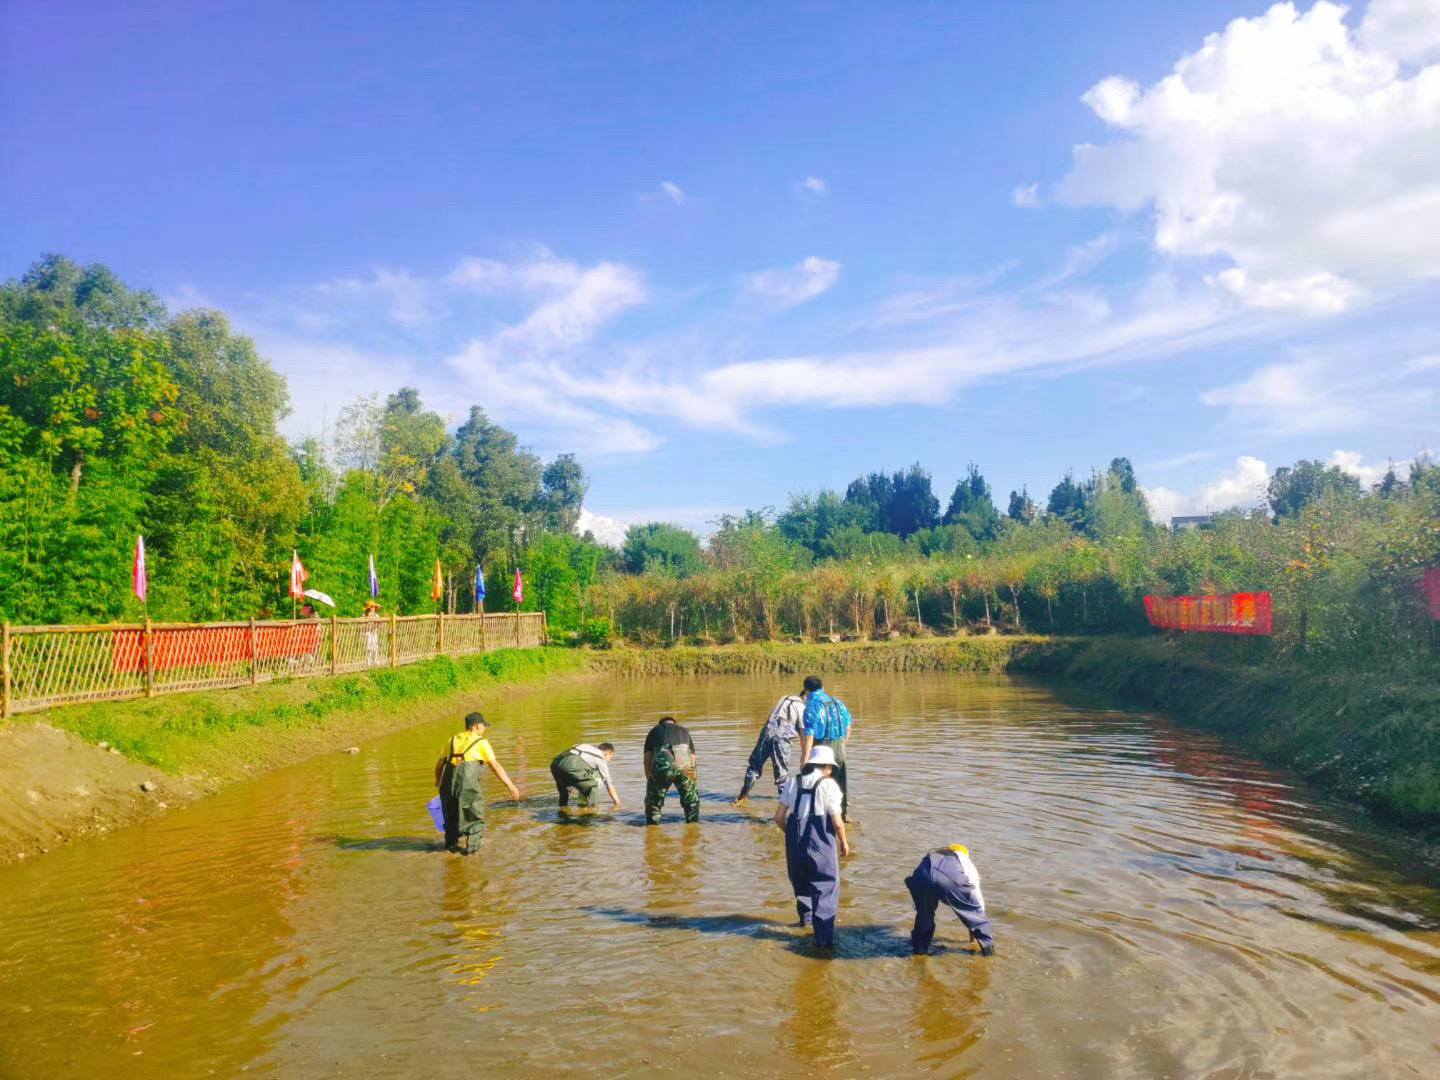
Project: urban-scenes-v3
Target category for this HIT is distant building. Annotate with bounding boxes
[1170,514,1215,531]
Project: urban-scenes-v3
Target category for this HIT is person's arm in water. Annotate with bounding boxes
[434,754,445,789]
[773,801,789,829]
[606,781,622,809]
[487,759,521,801]
[643,750,654,780]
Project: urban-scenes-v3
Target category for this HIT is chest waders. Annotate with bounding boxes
[904,850,995,955]
[644,742,699,825]
[785,780,840,948]
[439,738,488,853]
[551,748,603,808]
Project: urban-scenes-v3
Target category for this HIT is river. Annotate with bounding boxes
[1,673,1437,1078]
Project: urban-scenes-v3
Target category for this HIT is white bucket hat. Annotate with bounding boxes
[803,745,837,770]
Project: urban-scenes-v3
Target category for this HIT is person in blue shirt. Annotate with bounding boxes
[798,675,853,820]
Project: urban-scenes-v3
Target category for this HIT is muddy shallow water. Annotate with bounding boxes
[1,674,1437,1078]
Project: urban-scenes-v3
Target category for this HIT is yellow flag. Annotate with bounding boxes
[431,559,444,602]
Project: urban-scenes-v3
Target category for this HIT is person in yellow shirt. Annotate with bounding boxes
[433,712,520,854]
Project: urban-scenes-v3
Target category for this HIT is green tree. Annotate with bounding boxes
[622,522,704,577]
[1267,459,1362,519]
[943,463,1001,541]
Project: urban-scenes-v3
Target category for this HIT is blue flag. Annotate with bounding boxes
[474,566,486,607]
[369,554,380,598]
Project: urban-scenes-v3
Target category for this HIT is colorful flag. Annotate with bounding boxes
[368,554,380,598]
[132,535,147,602]
[513,568,523,606]
[431,559,444,602]
[290,550,308,598]
[474,566,486,607]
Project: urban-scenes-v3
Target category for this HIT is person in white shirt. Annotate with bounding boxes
[774,745,851,951]
[549,742,621,810]
[735,686,807,803]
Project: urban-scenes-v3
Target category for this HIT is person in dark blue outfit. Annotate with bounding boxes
[774,745,851,952]
[905,845,995,956]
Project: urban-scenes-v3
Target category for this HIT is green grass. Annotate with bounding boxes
[28,647,590,777]
[590,635,1052,676]
[1011,636,1440,830]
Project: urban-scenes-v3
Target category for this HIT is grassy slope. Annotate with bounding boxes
[1010,637,1440,829]
[26,648,590,785]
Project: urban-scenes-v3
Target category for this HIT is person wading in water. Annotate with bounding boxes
[433,712,520,854]
[798,676,854,820]
[735,682,806,804]
[643,716,699,825]
[550,742,622,811]
[775,745,851,952]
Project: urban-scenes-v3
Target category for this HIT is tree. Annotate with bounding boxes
[1267,460,1362,519]
[1007,487,1037,525]
[943,463,1001,541]
[622,522,704,577]
[1046,471,1088,529]
[451,405,543,562]
[539,453,587,533]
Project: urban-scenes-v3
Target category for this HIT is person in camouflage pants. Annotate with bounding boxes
[643,716,700,824]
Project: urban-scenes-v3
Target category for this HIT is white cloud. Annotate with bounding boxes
[794,176,829,198]
[313,267,442,328]
[660,181,687,206]
[1327,449,1408,486]
[741,256,842,310]
[1059,0,1440,313]
[1011,183,1041,208]
[575,508,628,547]
[1143,455,1271,521]
[1200,357,1366,433]
[1360,0,1440,64]
[1405,352,1440,372]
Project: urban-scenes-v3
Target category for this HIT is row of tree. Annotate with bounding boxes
[0,256,592,624]
[4,256,1436,674]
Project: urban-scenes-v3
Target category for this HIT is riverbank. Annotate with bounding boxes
[0,647,589,865]
[1008,636,1440,832]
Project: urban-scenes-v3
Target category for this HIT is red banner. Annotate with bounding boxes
[113,623,323,674]
[1423,566,1440,621]
[1144,592,1274,636]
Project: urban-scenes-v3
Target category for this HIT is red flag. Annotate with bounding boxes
[513,568,523,606]
[133,535,148,602]
[290,550,308,598]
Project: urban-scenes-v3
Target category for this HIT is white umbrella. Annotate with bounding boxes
[302,589,336,607]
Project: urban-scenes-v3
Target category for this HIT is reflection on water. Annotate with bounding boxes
[1,673,1439,1078]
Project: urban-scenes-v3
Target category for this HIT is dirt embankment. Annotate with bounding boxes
[0,723,203,864]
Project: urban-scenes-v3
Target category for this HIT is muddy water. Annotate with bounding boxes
[2,675,1438,1078]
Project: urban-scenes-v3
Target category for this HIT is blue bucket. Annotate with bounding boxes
[426,795,445,834]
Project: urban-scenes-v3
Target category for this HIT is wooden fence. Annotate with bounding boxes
[0,611,547,718]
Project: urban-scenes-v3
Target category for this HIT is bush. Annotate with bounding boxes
[581,617,613,648]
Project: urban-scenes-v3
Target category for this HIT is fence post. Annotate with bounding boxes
[438,612,445,657]
[330,614,338,675]
[479,611,487,653]
[390,613,398,668]
[249,617,258,687]
[2,621,11,721]
[540,611,548,646]
[143,617,155,698]
[515,611,521,649]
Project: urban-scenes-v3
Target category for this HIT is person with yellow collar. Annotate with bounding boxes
[904,844,995,956]
[433,712,520,854]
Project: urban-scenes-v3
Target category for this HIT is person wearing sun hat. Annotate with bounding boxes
[774,744,851,951]
[905,843,995,956]
[362,600,383,666]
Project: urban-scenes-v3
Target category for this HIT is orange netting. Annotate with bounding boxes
[1143,592,1274,635]
[1424,566,1440,620]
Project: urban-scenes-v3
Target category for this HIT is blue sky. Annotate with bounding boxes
[3,0,1437,543]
